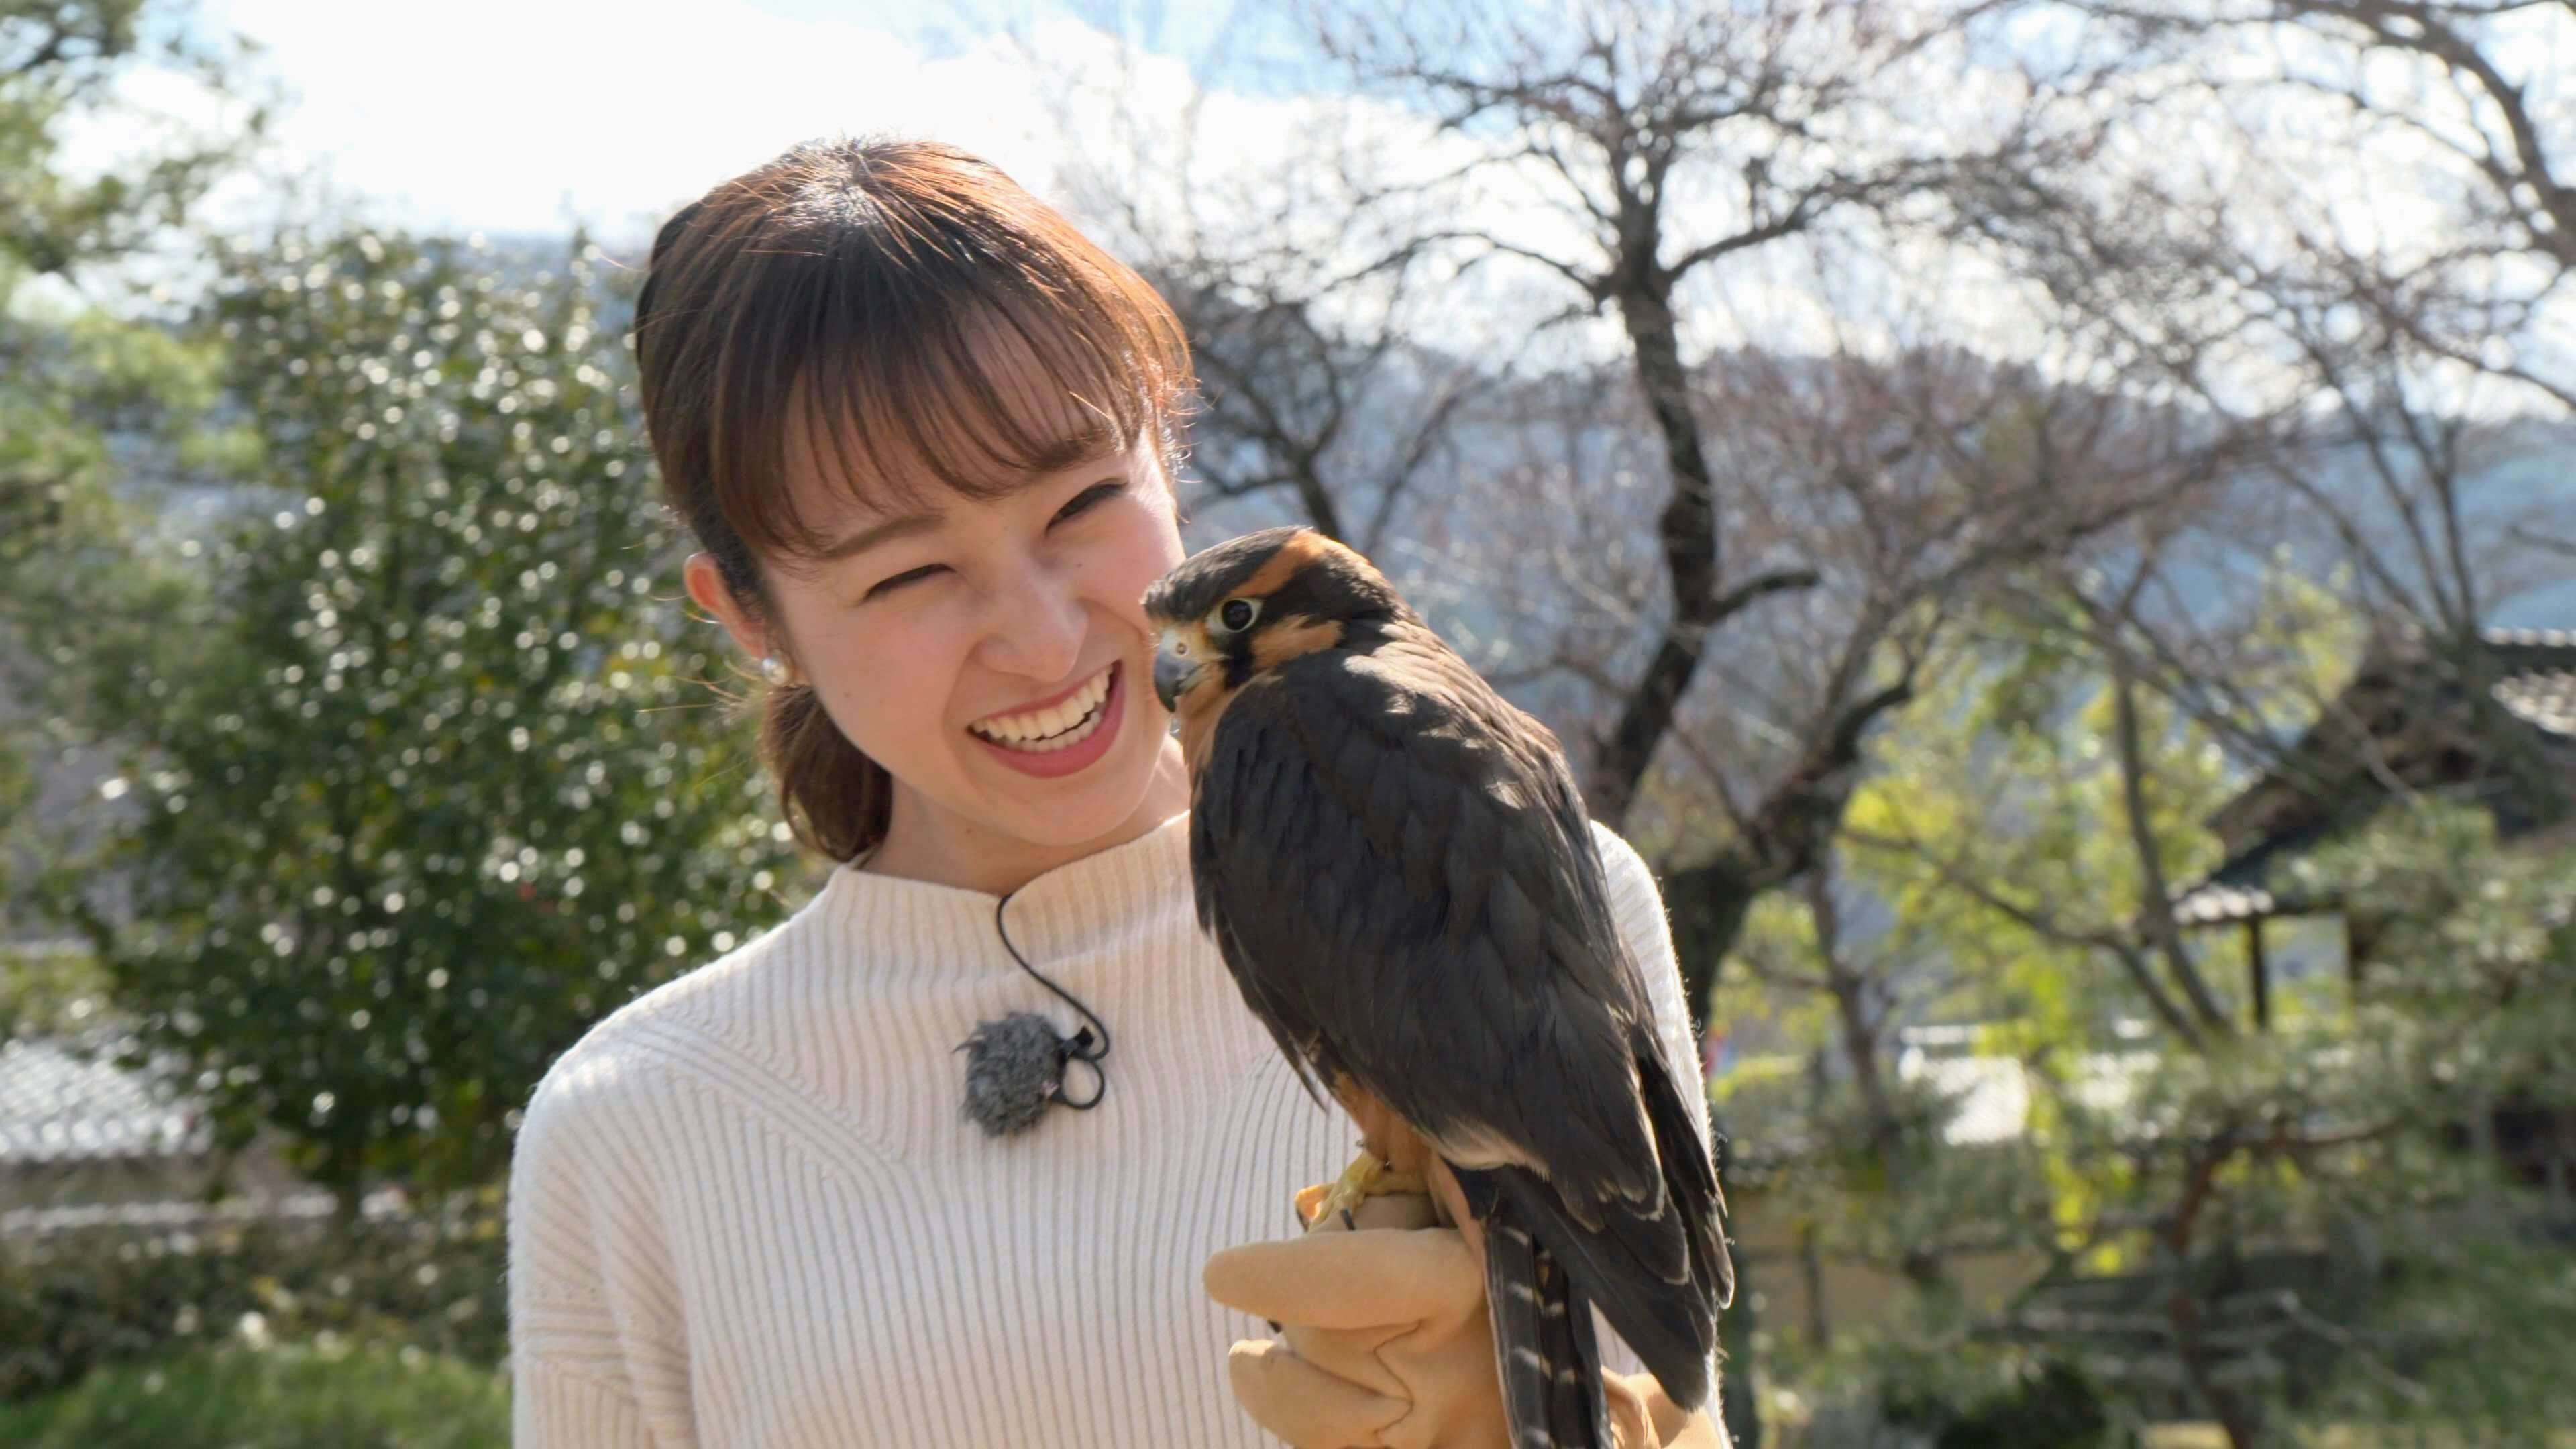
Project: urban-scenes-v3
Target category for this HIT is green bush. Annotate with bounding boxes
[37,222,799,1205]
[0,1342,506,1448]
[1779,1338,2140,1449]
[0,1196,504,1403]
[1896,1358,2128,1449]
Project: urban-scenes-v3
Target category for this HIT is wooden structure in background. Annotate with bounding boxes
[2167,625,2576,1196]
[2172,627,2575,1014]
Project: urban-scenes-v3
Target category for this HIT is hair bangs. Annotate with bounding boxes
[792,288,1144,523]
[695,168,1188,571]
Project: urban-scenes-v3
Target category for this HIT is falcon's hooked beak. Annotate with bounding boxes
[1152,627,1206,713]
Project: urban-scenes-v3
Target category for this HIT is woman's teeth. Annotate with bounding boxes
[970,666,1114,751]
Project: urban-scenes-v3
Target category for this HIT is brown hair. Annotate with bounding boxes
[631,136,1193,862]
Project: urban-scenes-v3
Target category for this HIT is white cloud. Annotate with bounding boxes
[44,0,2572,411]
[97,0,1128,244]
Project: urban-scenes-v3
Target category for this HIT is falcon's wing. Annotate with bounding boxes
[1189,627,1661,1214]
[1190,623,1731,1409]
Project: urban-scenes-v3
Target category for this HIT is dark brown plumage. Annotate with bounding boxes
[1144,526,1732,1448]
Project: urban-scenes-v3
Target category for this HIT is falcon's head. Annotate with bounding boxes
[1142,526,1405,717]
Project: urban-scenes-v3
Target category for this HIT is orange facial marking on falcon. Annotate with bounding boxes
[1249,615,1344,675]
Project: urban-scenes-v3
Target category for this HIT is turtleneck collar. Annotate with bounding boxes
[812,810,1196,977]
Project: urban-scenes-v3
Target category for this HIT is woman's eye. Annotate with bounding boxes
[1053,480,1126,525]
[864,563,946,600]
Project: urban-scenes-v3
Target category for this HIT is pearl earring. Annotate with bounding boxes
[760,655,788,684]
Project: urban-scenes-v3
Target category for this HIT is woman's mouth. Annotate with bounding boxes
[965,663,1127,779]
[969,664,1115,751]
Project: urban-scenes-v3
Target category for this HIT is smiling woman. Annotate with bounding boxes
[631,136,1194,877]
[683,352,1183,890]
[504,133,1719,1449]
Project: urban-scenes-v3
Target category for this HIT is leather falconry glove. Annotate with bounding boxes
[1204,1162,1689,1449]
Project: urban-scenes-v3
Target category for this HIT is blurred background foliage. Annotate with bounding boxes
[4,0,2573,1446]
[39,223,802,1205]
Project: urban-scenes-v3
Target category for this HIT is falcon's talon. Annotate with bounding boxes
[1308,1146,1428,1228]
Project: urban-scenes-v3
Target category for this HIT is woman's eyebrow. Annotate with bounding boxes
[808,423,1129,562]
[816,508,944,562]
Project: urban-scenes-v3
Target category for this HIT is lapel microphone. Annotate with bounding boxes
[958,890,1110,1137]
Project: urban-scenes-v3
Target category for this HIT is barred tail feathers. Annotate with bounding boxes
[1479,1188,1615,1449]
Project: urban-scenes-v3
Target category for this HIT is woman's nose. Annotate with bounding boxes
[977,561,1086,682]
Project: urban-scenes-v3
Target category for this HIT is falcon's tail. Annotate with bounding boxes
[1474,1026,1730,1415]
[1473,1176,1614,1449]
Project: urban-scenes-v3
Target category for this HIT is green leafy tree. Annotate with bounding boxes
[2,0,268,918]
[48,224,800,1209]
[1726,576,2576,1445]
[1,0,271,584]
[1,0,267,279]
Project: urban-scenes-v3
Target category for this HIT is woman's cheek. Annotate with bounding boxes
[1123,507,1186,585]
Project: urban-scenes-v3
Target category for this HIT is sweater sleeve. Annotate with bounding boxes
[507,1049,694,1449]
[1590,822,1715,1171]
[1587,822,1725,1402]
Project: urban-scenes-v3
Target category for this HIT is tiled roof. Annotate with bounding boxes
[0,1035,206,1166]
[0,1187,409,1238]
[2173,880,2285,926]
[2171,626,2576,926]
[2485,627,2576,651]
[2478,629,2576,739]
[2169,830,2343,925]
[2494,667,2576,737]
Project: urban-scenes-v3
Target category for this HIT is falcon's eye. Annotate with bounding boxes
[1211,598,1260,635]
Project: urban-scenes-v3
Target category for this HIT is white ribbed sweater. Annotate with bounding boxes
[506,811,1710,1448]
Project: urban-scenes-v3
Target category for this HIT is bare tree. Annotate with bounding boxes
[1479,329,2258,1013]
[2081,0,2575,407]
[1290,0,2116,826]
[1148,261,1493,556]
[1828,48,2576,1415]
[1973,0,2576,824]
[1031,28,1497,554]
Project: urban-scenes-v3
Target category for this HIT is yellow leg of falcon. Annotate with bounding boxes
[1307,1149,1429,1229]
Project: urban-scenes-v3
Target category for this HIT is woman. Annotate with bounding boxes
[505,136,1723,1448]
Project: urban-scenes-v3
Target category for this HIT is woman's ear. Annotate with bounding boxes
[684,553,775,665]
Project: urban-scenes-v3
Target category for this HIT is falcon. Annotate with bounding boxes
[1145,525,1732,1448]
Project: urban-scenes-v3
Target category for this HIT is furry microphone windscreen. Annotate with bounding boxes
[958,1011,1078,1138]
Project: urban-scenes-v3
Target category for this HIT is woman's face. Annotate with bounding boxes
[686,363,1188,881]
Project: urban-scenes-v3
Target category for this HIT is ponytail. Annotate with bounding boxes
[757,675,892,864]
